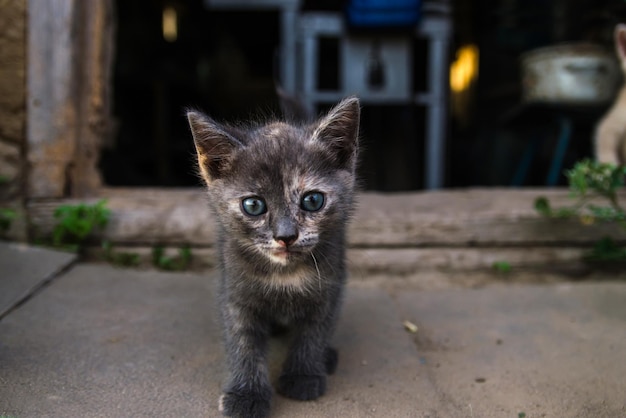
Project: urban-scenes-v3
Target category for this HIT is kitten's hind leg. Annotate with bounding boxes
[276,346,337,401]
[278,347,339,401]
[324,347,338,375]
[277,373,326,401]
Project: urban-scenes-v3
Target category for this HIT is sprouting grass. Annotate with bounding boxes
[152,245,193,271]
[51,199,110,252]
[492,260,511,273]
[535,159,626,264]
[102,240,141,267]
[0,207,17,233]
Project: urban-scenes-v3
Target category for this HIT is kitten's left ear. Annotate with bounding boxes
[312,96,360,171]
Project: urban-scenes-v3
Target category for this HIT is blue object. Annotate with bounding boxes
[345,0,422,29]
[511,136,539,187]
[546,115,572,186]
[511,113,573,187]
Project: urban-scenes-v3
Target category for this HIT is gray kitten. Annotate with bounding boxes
[186,96,360,418]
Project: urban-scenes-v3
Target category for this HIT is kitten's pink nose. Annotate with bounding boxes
[274,217,298,247]
[275,233,298,247]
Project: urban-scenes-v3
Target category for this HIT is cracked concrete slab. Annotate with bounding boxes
[0,241,76,318]
[0,264,435,417]
[0,264,220,416]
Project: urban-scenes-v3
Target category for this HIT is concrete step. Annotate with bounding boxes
[27,187,626,248]
[27,187,626,275]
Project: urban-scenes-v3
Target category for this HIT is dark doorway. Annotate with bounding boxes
[101,0,281,187]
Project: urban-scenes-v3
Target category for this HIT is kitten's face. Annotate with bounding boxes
[187,97,360,269]
[217,136,350,266]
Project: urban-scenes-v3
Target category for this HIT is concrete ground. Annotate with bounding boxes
[1,241,626,417]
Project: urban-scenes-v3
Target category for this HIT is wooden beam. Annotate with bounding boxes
[27,0,113,198]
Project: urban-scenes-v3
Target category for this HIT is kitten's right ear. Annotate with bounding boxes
[312,96,361,171]
[186,110,243,182]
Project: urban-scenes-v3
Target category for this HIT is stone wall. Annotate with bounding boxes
[0,0,27,240]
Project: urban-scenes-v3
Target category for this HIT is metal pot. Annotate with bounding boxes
[520,42,621,105]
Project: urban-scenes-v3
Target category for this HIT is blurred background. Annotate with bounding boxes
[99,0,626,191]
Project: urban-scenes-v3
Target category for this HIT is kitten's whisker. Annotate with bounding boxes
[316,249,338,278]
[311,252,322,292]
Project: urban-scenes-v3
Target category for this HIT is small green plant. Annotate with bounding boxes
[102,240,141,267]
[492,260,512,273]
[52,199,111,252]
[535,159,626,224]
[152,244,193,271]
[535,159,626,263]
[0,207,17,234]
[0,174,16,235]
[584,237,626,263]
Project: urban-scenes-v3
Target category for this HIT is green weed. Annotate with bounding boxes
[0,174,16,235]
[52,199,110,252]
[535,159,626,224]
[152,245,193,271]
[535,159,626,263]
[102,240,141,267]
[492,260,512,273]
[0,207,16,234]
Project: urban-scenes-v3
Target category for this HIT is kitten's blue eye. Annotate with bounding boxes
[301,191,325,212]
[241,197,267,216]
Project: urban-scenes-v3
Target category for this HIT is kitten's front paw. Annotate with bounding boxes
[277,373,326,400]
[219,389,271,418]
